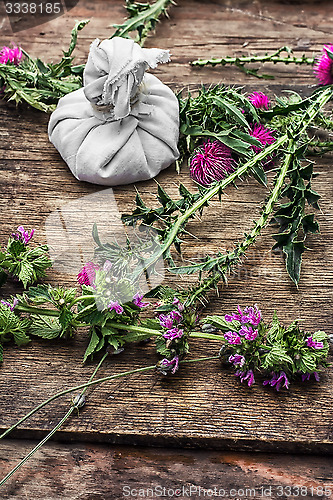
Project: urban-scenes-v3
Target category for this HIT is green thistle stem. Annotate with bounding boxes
[131,134,289,281]
[191,46,315,68]
[16,304,59,317]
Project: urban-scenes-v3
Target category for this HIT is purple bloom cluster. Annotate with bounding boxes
[248,91,271,110]
[77,261,99,288]
[108,301,124,315]
[301,372,320,382]
[0,44,22,65]
[224,331,241,345]
[133,293,149,308]
[158,356,180,375]
[306,335,324,350]
[1,298,18,311]
[263,371,289,391]
[225,305,261,327]
[228,354,245,368]
[12,226,35,245]
[158,298,185,342]
[235,369,255,387]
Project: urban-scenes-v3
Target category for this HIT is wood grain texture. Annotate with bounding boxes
[0,0,333,457]
[1,442,333,500]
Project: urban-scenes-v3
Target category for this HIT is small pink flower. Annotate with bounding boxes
[0,44,22,65]
[314,44,333,85]
[248,91,270,110]
[190,140,236,187]
[133,293,149,308]
[108,301,124,314]
[77,262,99,287]
[306,336,324,350]
[12,226,35,245]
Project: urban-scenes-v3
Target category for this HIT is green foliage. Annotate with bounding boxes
[271,158,321,284]
[0,237,52,289]
[111,0,175,45]
[0,20,89,112]
[177,85,261,164]
[213,308,330,389]
[0,302,31,361]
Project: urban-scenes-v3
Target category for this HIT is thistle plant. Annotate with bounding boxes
[0,0,176,111]
[191,46,315,80]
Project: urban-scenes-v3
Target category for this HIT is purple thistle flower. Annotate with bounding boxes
[248,91,271,110]
[158,356,179,375]
[249,124,276,155]
[77,261,99,287]
[133,293,149,308]
[263,371,289,391]
[1,297,18,312]
[228,354,245,368]
[306,335,324,349]
[301,372,320,382]
[235,369,255,387]
[159,314,174,329]
[314,44,333,85]
[163,327,184,341]
[108,301,124,314]
[224,331,242,345]
[0,44,22,65]
[12,226,35,245]
[169,310,183,323]
[190,140,236,187]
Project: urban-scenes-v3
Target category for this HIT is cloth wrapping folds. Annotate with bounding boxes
[48,37,180,186]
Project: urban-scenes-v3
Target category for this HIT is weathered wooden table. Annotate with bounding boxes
[1,1,333,498]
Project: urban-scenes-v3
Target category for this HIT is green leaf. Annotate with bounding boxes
[283,240,306,285]
[13,329,31,347]
[251,164,267,187]
[212,96,250,129]
[83,328,101,362]
[29,315,62,339]
[301,214,319,234]
[203,315,238,333]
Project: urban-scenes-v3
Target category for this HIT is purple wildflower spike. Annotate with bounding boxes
[169,310,183,323]
[306,336,324,349]
[0,44,22,65]
[314,44,333,85]
[108,301,124,314]
[239,325,258,341]
[77,262,99,287]
[228,354,245,368]
[133,293,149,308]
[235,369,255,387]
[172,297,184,312]
[248,91,271,110]
[263,371,289,391]
[157,356,179,375]
[224,331,242,345]
[301,372,320,382]
[159,314,174,329]
[1,297,18,312]
[12,226,35,245]
[190,140,236,187]
[163,327,184,341]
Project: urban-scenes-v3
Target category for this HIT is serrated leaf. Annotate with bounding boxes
[212,96,250,129]
[283,240,306,285]
[83,328,101,362]
[13,329,31,347]
[301,214,320,234]
[29,315,62,339]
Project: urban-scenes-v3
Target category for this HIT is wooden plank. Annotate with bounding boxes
[1,441,333,500]
[0,0,333,455]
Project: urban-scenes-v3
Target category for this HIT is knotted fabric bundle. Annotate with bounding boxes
[48,37,180,186]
